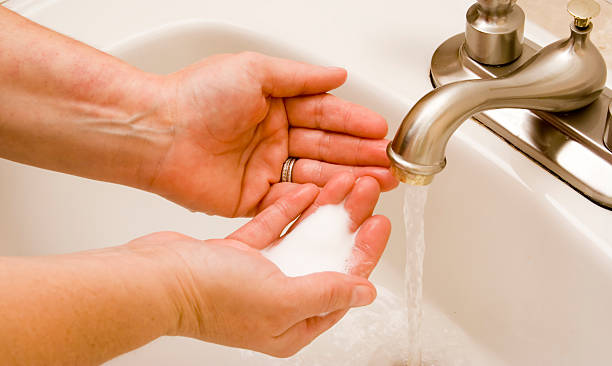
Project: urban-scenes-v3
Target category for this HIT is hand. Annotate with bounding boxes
[149,52,397,216]
[129,173,391,357]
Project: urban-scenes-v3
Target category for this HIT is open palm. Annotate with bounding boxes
[149,52,396,217]
[131,173,391,357]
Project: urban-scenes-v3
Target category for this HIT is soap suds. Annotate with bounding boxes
[241,285,506,366]
[262,203,356,277]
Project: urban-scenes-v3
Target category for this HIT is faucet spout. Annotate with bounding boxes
[388,23,606,184]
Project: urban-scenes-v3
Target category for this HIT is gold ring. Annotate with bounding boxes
[280,157,298,183]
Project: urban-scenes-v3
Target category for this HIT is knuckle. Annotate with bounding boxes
[323,133,332,158]
[317,131,331,160]
[316,161,324,183]
[324,275,353,310]
[251,213,274,235]
[329,285,345,309]
[314,95,327,128]
[340,102,352,132]
[320,282,341,311]
[272,197,292,219]
[354,138,364,164]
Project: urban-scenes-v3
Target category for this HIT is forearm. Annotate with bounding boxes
[0,7,171,190]
[0,246,178,365]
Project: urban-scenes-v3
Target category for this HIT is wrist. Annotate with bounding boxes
[118,240,185,337]
[0,7,174,193]
[108,72,175,191]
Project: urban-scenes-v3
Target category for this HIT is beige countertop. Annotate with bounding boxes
[522,0,611,66]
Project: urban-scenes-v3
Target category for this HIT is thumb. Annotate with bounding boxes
[288,271,376,319]
[242,52,347,97]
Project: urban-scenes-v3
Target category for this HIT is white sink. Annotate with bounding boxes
[3,1,612,365]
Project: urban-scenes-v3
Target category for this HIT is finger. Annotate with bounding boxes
[227,184,318,249]
[270,309,347,358]
[286,173,380,235]
[292,159,399,192]
[256,183,318,214]
[348,215,392,278]
[285,271,375,322]
[285,172,354,231]
[311,171,354,206]
[243,52,347,97]
[285,94,388,139]
[280,172,353,236]
[343,176,381,231]
[288,128,390,166]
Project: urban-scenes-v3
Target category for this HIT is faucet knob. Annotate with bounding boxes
[465,0,525,65]
[476,0,516,14]
[567,0,600,28]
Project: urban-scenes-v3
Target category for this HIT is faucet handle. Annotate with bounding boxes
[465,0,525,65]
[476,0,516,14]
[567,0,600,28]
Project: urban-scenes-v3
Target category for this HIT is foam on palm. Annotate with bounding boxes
[248,189,504,365]
[261,203,357,277]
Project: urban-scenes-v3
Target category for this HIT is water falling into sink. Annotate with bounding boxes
[403,185,429,365]
[227,185,504,366]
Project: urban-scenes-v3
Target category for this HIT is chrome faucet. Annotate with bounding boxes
[387,0,612,208]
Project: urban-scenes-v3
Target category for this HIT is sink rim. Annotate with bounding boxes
[2,3,612,364]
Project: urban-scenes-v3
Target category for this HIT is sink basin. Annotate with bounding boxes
[3,1,612,365]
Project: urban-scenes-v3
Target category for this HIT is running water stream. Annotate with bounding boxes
[237,185,505,366]
[403,185,429,365]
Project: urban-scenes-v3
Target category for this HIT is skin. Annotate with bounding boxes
[0,6,396,217]
[0,175,391,364]
[0,7,396,365]
[154,54,397,216]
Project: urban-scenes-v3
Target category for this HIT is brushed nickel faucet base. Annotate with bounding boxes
[430,33,612,209]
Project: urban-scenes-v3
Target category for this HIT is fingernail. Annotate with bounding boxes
[350,286,374,307]
[326,66,346,72]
